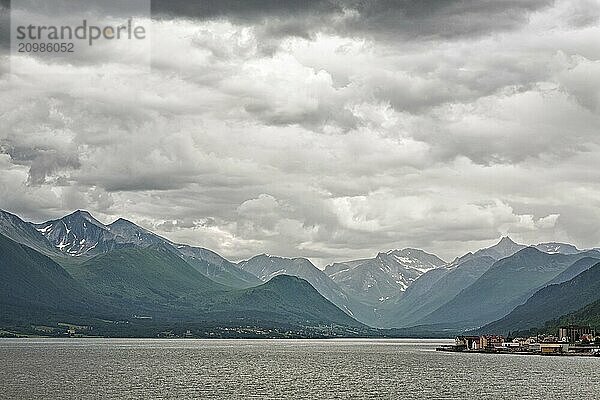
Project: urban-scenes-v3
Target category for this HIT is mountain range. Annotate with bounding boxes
[323,249,446,306]
[378,237,526,328]
[2,208,600,338]
[26,210,261,289]
[417,247,599,330]
[0,230,362,337]
[479,260,600,335]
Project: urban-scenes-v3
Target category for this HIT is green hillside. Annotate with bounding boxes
[518,298,600,338]
[480,261,600,335]
[65,245,228,313]
[552,299,600,329]
[207,275,364,327]
[0,237,364,335]
[182,255,262,289]
[418,248,598,329]
[0,233,96,323]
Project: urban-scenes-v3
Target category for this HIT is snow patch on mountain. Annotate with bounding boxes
[323,248,446,304]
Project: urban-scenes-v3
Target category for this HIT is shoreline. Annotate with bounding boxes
[436,346,600,357]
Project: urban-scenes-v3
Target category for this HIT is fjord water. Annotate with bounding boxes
[1,339,598,399]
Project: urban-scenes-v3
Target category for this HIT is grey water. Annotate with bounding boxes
[0,338,598,399]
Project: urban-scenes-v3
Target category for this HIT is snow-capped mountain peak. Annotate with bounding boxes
[323,248,446,304]
[382,248,446,273]
[534,242,581,255]
[34,211,119,256]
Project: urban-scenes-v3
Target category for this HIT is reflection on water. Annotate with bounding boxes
[1,338,598,399]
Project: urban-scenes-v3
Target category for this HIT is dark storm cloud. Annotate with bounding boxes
[152,0,555,39]
[151,0,337,20]
[2,0,600,265]
[0,2,9,50]
[0,0,555,56]
[0,143,81,185]
[344,0,555,39]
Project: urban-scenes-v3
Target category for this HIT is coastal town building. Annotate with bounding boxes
[540,343,570,354]
[558,325,596,343]
[455,336,480,350]
[442,328,600,356]
[455,335,506,350]
[479,335,504,350]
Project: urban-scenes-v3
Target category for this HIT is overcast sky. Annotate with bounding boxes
[1,0,600,266]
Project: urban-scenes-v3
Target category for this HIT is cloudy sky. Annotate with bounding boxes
[1,0,600,266]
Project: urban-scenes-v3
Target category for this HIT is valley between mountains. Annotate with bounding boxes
[2,208,600,338]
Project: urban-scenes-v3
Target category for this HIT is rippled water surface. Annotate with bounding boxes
[1,338,599,399]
